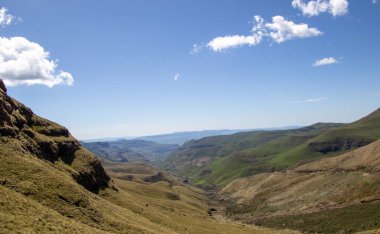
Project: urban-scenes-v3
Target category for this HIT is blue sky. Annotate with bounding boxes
[0,0,379,139]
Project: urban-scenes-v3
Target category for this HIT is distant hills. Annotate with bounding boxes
[81,127,301,165]
[82,139,179,164]
[163,108,380,187]
[82,127,301,145]
[135,127,300,145]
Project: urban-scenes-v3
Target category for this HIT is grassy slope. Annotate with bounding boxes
[271,109,380,168]
[100,165,295,234]
[0,147,290,234]
[0,186,105,233]
[164,123,343,186]
[220,140,380,233]
[0,81,290,234]
[165,109,380,187]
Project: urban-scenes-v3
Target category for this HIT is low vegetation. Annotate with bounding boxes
[164,109,380,186]
[0,80,294,233]
[220,140,380,233]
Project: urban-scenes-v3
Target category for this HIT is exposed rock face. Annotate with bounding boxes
[0,80,6,93]
[0,79,110,193]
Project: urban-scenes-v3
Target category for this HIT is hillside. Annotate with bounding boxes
[164,109,380,187]
[220,140,380,233]
[0,80,289,233]
[82,139,179,164]
[163,123,343,186]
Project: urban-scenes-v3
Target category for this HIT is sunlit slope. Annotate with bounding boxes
[164,123,343,186]
[165,109,380,186]
[271,108,380,168]
[101,163,296,234]
[0,80,289,233]
[221,140,380,233]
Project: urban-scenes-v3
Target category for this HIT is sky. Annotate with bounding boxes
[0,0,379,140]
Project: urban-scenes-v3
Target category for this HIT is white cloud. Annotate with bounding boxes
[376,94,380,96]
[174,73,180,81]
[306,97,327,102]
[0,36,74,87]
[313,57,338,66]
[265,16,322,43]
[373,0,378,4]
[206,15,321,52]
[207,35,263,52]
[292,0,349,17]
[0,7,14,27]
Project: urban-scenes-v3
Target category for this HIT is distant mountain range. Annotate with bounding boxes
[82,126,301,145]
[135,127,301,145]
[81,127,302,165]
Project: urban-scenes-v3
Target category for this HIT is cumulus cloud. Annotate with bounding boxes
[313,57,338,66]
[174,73,180,81]
[265,16,322,43]
[208,35,263,52]
[292,0,349,17]
[0,7,14,27]
[206,15,321,52]
[0,36,74,87]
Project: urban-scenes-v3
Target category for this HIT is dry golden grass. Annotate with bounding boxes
[220,141,380,232]
[1,82,299,233]
[1,148,294,233]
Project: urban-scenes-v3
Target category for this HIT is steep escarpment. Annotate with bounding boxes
[0,79,110,192]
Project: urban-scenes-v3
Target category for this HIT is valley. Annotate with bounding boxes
[0,80,295,233]
[1,1,380,233]
[2,78,380,233]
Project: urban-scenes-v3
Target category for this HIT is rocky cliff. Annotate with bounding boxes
[0,79,110,192]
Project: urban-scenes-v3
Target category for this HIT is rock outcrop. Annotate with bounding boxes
[0,79,110,192]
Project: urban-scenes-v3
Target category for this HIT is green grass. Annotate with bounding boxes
[164,109,380,186]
